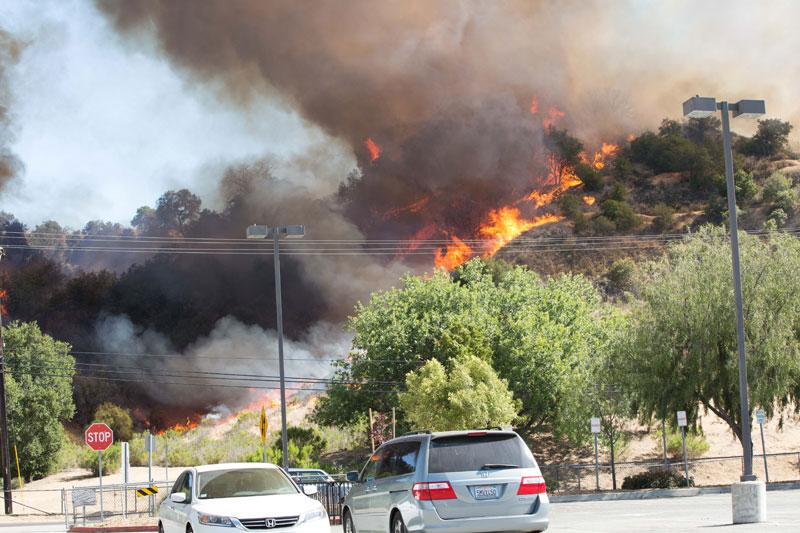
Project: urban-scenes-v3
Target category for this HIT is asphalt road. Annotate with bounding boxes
[2,491,798,532]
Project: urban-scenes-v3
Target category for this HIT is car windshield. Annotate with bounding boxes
[196,468,298,499]
[428,434,535,473]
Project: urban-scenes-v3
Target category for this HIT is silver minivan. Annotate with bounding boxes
[342,430,549,533]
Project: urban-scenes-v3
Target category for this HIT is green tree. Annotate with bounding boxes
[651,203,675,233]
[617,227,800,445]
[740,119,793,157]
[314,259,616,444]
[155,189,202,234]
[600,200,640,231]
[3,322,75,480]
[762,171,792,203]
[94,403,134,442]
[399,355,518,431]
[545,127,583,184]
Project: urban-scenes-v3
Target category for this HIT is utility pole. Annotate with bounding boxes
[0,248,13,514]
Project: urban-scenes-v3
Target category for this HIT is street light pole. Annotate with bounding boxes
[246,224,305,471]
[0,248,12,514]
[272,231,289,471]
[719,101,756,482]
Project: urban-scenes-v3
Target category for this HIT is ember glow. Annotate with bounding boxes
[583,195,596,205]
[364,137,381,163]
[529,96,539,115]
[157,416,200,435]
[590,142,620,170]
[382,196,430,221]
[0,289,6,318]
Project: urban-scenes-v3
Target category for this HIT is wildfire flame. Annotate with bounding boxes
[590,142,619,170]
[529,96,539,115]
[0,289,7,319]
[478,208,563,258]
[382,196,430,221]
[583,195,596,205]
[434,236,474,271]
[364,137,381,163]
[542,106,565,129]
[157,417,200,435]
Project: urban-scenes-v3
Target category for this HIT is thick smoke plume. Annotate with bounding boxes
[0,29,23,193]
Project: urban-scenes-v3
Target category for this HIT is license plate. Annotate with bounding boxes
[473,486,499,500]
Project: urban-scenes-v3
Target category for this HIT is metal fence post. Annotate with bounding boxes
[62,488,68,531]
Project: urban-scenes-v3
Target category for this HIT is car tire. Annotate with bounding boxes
[392,512,407,533]
[158,522,165,533]
[343,510,356,533]
[186,525,194,533]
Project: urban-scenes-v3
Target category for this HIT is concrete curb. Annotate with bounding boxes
[550,480,800,503]
[68,527,157,532]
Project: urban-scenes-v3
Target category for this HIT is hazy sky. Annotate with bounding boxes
[0,0,348,228]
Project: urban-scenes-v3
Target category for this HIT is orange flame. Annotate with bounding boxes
[157,417,200,435]
[364,137,381,163]
[542,106,566,129]
[434,236,474,270]
[478,208,562,258]
[591,142,619,170]
[529,96,539,115]
[0,289,7,319]
[627,133,636,142]
[382,196,430,221]
[583,195,596,205]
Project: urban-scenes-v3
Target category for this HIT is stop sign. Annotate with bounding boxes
[85,423,114,451]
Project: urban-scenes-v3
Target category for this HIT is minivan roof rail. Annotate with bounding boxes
[401,429,432,436]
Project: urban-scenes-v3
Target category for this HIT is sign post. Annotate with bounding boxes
[591,417,601,491]
[85,423,113,520]
[121,442,129,518]
[756,409,768,483]
[677,411,688,486]
[145,433,155,516]
[260,406,268,463]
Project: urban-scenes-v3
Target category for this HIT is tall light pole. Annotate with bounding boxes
[0,247,12,514]
[246,224,305,470]
[683,96,767,523]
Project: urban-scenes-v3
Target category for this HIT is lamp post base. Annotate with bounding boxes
[731,480,766,524]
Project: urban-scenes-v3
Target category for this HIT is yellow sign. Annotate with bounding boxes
[136,486,159,497]
[260,406,268,443]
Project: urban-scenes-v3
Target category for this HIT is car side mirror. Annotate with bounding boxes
[346,471,360,483]
[170,493,187,504]
[302,484,318,496]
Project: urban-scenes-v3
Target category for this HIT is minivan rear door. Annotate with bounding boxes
[426,432,543,520]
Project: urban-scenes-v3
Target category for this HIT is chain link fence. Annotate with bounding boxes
[540,451,800,494]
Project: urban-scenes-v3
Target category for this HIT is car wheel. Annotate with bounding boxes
[343,510,356,533]
[158,522,164,533]
[392,512,407,533]
[186,524,194,533]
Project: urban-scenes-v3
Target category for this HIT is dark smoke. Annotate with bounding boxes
[0,29,23,193]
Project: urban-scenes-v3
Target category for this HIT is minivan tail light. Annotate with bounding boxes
[517,476,546,495]
[412,482,456,500]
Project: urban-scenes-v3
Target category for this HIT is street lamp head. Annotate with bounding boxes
[682,96,717,118]
[278,225,305,239]
[246,224,270,239]
[732,99,766,119]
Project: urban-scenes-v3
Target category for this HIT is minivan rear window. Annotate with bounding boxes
[428,434,535,473]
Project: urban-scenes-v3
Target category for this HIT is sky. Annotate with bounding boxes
[0,0,352,228]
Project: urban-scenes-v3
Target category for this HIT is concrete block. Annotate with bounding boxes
[731,480,766,524]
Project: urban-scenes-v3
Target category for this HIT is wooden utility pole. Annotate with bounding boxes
[0,253,13,514]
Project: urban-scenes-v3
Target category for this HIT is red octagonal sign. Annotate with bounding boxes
[85,423,114,451]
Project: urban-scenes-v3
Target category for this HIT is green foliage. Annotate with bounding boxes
[651,203,675,233]
[268,441,319,468]
[3,322,75,480]
[766,208,788,229]
[81,443,121,476]
[285,427,328,462]
[616,227,800,444]
[55,433,84,471]
[612,156,633,182]
[576,163,603,192]
[600,200,640,231]
[607,181,628,202]
[763,172,792,203]
[605,258,636,296]
[400,355,518,431]
[739,119,793,158]
[546,127,583,183]
[621,469,693,490]
[630,130,718,189]
[733,169,758,204]
[559,194,581,218]
[657,429,710,459]
[314,259,619,445]
[94,403,133,442]
[592,215,616,235]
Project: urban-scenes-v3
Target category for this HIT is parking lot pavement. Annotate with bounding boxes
[549,489,799,532]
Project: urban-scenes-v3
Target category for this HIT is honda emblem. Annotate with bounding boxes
[265,518,276,528]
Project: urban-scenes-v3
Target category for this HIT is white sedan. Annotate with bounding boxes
[159,463,329,533]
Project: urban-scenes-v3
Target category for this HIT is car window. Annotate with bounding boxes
[376,441,420,478]
[197,468,298,499]
[171,472,186,495]
[428,434,535,473]
[361,450,383,481]
[171,471,192,503]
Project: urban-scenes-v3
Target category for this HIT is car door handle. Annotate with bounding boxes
[389,489,407,494]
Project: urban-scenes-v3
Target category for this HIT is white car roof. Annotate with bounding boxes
[193,462,282,473]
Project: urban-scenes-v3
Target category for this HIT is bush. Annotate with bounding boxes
[94,403,134,442]
[658,429,710,459]
[763,172,792,203]
[606,258,635,296]
[651,203,675,233]
[739,119,793,158]
[559,194,581,218]
[774,189,799,215]
[600,200,640,231]
[767,208,788,229]
[576,163,603,192]
[607,181,628,202]
[55,433,84,471]
[621,469,694,490]
[592,215,616,235]
[613,156,633,182]
[81,443,121,476]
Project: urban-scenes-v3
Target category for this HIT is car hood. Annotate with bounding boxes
[193,493,317,519]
